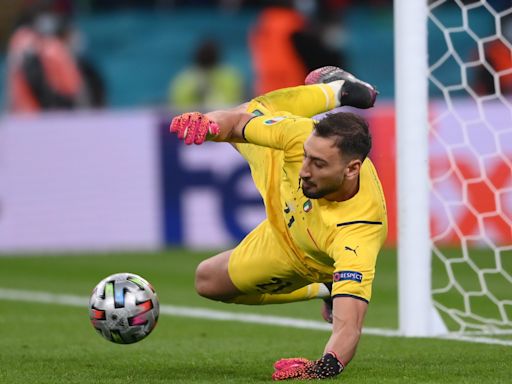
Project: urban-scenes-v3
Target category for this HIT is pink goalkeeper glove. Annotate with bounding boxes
[272,353,344,381]
[169,112,220,145]
[273,358,310,371]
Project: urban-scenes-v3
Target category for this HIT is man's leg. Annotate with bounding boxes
[239,66,377,121]
[304,66,378,109]
[195,221,331,305]
[195,249,241,301]
[227,283,330,305]
[195,250,329,304]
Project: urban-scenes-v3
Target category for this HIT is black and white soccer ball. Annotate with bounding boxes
[89,272,159,344]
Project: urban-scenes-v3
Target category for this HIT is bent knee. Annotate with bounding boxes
[195,260,217,299]
[195,257,240,302]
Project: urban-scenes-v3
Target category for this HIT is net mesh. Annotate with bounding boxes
[427,0,512,336]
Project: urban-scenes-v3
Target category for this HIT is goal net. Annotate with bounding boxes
[428,0,512,339]
[395,0,512,343]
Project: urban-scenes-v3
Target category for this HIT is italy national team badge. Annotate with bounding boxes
[303,199,312,212]
[264,116,286,125]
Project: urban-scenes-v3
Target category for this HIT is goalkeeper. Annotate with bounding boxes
[170,66,387,380]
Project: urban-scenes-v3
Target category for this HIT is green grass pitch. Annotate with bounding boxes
[0,248,510,383]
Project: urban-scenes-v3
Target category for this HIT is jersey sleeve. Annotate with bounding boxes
[243,114,314,162]
[327,223,386,303]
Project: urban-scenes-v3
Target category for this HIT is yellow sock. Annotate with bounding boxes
[227,283,330,305]
[253,83,339,117]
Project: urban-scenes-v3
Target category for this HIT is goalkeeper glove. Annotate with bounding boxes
[169,112,220,145]
[272,352,344,381]
[305,66,378,109]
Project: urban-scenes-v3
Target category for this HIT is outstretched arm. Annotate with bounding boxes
[169,82,339,145]
[169,103,253,145]
[272,297,366,381]
[170,67,378,145]
[205,103,253,143]
[324,297,367,364]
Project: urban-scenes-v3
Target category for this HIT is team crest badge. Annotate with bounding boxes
[264,116,286,125]
[303,200,312,212]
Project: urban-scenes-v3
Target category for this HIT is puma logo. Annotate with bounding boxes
[344,246,359,256]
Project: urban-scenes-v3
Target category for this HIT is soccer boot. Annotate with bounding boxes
[305,66,378,109]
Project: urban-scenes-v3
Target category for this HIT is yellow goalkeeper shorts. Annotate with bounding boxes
[228,218,329,295]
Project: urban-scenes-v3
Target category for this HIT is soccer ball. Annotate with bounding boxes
[89,272,159,344]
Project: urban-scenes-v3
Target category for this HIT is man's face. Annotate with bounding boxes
[299,134,347,200]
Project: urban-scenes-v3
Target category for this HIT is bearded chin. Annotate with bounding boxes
[302,182,343,199]
[302,186,326,200]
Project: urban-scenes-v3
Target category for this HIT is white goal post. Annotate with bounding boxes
[395,0,512,340]
[395,0,448,337]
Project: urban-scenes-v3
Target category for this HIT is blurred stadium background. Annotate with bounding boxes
[2,0,503,251]
[0,0,511,383]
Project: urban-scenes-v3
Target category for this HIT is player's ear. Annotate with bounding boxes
[344,159,362,180]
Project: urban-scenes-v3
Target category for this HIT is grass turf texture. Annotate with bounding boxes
[0,248,510,383]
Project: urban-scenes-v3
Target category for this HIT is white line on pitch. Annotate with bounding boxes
[0,288,511,346]
[0,288,390,335]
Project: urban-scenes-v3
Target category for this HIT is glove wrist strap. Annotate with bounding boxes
[310,352,344,378]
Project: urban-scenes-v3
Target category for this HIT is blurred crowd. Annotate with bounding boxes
[2,0,363,113]
[3,1,105,113]
[68,0,393,12]
[169,0,351,108]
[1,0,511,114]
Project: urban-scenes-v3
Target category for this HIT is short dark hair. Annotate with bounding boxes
[313,112,372,161]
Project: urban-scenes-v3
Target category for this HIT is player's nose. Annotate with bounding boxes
[299,161,311,179]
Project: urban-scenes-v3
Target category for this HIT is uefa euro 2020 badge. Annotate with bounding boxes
[303,199,312,213]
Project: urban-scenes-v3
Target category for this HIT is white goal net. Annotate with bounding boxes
[427,0,512,339]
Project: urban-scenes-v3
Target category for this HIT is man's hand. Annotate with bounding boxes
[169,112,220,145]
[272,353,344,381]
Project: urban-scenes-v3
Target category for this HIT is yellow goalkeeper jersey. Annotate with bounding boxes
[239,85,388,302]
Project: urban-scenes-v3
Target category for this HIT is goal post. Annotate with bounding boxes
[395,0,448,336]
